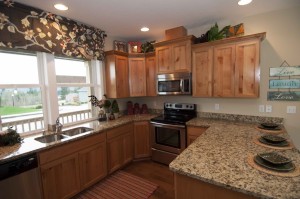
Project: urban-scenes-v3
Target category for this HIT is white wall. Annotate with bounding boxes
[107,6,300,149]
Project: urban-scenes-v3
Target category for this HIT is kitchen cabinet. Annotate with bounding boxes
[129,54,146,97]
[107,123,134,174]
[39,133,107,199]
[174,173,256,199]
[105,51,129,98]
[187,126,208,146]
[192,32,265,98]
[192,46,213,97]
[134,121,151,159]
[145,53,157,96]
[154,35,195,74]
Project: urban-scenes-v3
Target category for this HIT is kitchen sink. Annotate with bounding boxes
[62,127,94,136]
[35,134,68,143]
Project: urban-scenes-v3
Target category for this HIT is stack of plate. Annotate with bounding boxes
[258,123,281,131]
[259,134,289,147]
[254,152,295,172]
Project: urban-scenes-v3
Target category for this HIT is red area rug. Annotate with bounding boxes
[74,170,158,199]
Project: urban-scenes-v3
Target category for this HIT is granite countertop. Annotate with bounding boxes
[169,118,300,199]
[0,114,156,164]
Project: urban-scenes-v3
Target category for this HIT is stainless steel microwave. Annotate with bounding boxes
[157,73,191,95]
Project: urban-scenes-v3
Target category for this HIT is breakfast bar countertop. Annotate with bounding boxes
[169,118,300,199]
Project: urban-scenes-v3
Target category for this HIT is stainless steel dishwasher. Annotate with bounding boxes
[0,153,42,199]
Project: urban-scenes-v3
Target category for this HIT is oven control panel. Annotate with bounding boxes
[164,103,195,110]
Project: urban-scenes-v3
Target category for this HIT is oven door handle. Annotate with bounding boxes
[150,121,185,129]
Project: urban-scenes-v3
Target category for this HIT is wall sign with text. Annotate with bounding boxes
[268,65,300,101]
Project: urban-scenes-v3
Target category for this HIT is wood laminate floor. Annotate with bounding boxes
[122,160,175,199]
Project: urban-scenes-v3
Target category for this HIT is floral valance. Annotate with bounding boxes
[0,0,106,60]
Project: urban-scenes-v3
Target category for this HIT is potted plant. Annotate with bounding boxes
[111,100,120,118]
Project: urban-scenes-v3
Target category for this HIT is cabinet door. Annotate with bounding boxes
[187,126,208,146]
[40,153,80,199]
[123,131,134,164]
[192,46,213,97]
[156,45,172,73]
[129,57,146,97]
[115,55,129,98]
[107,136,124,174]
[213,44,236,97]
[235,40,260,97]
[173,41,192,72]
[146,55,157,96]
[79,142,107,189]
[134,121,151,159]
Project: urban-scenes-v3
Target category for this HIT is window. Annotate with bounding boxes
[55,58,93,125]
[0,51,44,135]
[0,51,102,135]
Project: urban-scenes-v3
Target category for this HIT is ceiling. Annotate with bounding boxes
[14,0,300,41]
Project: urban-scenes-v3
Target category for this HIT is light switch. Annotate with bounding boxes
[259,105,264,112]
[215,104,220,110]
[266,105,272,113]
[287,106,296,114]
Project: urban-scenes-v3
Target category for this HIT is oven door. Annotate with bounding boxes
[150,121,186,154]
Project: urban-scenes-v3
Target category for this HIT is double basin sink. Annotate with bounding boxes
[35,127,94,144]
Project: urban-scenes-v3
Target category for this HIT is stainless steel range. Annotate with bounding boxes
[150,102,197,165]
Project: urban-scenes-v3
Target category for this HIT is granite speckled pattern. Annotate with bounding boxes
[0,114,157,164]
[170,118,300,199]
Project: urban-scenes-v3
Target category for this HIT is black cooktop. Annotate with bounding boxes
[150,102,197,125]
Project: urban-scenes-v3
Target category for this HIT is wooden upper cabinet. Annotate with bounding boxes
[235,40,260,97]
[129,56,146,97]
[155,35,195,74]
[145,53,157,96]
[192,46,213,97]
[192,32,265,98]
[105,51,129,98]
[213,44,236,97]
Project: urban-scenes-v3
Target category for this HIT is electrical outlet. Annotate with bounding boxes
[266,105,272,113]
[259,105,264,112]
[215,104,220,110]
[287,106,296,114]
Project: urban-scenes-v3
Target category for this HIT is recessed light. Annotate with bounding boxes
[238,0,252,6]
[141,27,149,32]
[54,3,68,11]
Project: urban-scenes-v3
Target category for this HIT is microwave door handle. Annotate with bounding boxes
[180,79,184,92]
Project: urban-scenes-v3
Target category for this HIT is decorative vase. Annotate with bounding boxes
[113,112,119,118]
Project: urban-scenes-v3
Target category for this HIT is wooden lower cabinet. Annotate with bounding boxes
[39,133,107,199]
[79,142,107,189]
[107,123,134,174]
[187,126,208,146]
[175,173,256,199]
[134,121,151,159]
[40,153,80,199]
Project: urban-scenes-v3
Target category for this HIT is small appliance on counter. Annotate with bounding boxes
[150,102,197,165]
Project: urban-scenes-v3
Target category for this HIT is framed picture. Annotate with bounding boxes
[113,40,127,52]
[128,41,142,53]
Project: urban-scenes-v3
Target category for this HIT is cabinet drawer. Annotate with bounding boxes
[39,132,106,165]
[188,126,208,136]
[107,123,133,140]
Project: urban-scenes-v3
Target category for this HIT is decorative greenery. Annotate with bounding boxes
[141,41,155,53]
[0,127,23,146]
[111,100,120,113]
[207,23,230,41]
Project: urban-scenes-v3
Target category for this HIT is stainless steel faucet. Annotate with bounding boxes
[56,117,63,133]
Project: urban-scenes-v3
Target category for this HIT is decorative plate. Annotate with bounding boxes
[258,152,291,165]
[262,135,286,143]
[254,155,295,172]
[258,125,281,131]
[260,123,279,129]
[258,137,289,147]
